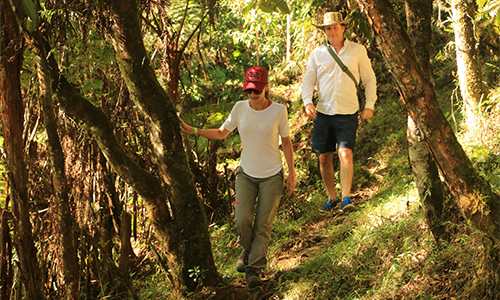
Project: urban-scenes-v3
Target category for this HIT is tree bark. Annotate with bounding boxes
[405,0,446,241]
[0,211,13,300]
[0,1,44,298]
[407,117,445,238]
[357,0,500,244]
[451,0,487,127]
[34,44,80,300]
[119,211,133,276]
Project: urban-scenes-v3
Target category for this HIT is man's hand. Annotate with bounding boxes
[360,108,374,120]
[305,103,317,119]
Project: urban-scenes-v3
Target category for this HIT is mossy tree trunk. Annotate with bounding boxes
[405,0,446,242]
[0,1,44,299]
[34,38,81,300]
[356,0,500,244]
[451,0,487,127]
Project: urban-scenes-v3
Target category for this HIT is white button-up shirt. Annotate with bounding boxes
[302,40,377,115]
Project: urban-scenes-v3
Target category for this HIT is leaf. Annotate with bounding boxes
[276,1,291,14]
[242,2,256,15]
[21,0,38,32]
[257,0,290,15]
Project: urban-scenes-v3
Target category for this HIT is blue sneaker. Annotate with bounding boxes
[340,196,356,211]
[319,198,339,212]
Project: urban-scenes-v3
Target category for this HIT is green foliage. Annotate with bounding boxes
[188,265,206,284]
[21,0,38,32]
[477,0,500,34]
[243,0,291,15]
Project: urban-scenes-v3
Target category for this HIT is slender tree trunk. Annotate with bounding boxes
[0,210,13,300]
[357,0,500,244]
[451,0,487,127]
[405,0,446,241]
[119,211,133,276]
[0,2,44,298]
[407,118,445,238]
[34,46,81,300]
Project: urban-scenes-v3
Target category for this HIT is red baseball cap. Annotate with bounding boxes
[243,66,268,91]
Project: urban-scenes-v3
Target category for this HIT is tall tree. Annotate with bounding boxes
[451,0,488,127]
[356,0,500,244]
[405,0,446,242]
[0,1,44,298]
[7,0,221,295]
[34,43,80,299]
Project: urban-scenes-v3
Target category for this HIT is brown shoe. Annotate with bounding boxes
[236,249,249,273]
[245,267,262,288]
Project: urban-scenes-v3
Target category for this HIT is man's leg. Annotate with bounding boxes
[319,152,337,200]
[338,148,354,198]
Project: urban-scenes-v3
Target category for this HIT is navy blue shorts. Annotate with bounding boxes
[312,112,358,153]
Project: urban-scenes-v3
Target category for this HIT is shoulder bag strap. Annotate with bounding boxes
[325,42,359,88]
[325,42,365,111]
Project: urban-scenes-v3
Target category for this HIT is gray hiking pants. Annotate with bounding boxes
[234,166,284,270]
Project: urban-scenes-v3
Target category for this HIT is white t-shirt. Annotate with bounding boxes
[222,100,290,178]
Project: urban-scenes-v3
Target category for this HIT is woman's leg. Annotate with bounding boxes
[234,168,259,252]
[248,170,283,270]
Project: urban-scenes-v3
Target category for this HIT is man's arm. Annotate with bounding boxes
[359,47,377,113]
[302,50,318,116]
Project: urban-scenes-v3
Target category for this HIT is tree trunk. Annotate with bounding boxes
[407,117,445,238]
[0,2,44,298]
[0,211,13,300]
[357,0,500,244]
[405,0,446,242]
[451,0,487,127]
[34,44,80,300]
[119,211,133,276]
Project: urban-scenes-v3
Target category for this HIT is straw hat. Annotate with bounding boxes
[313,12,349,29]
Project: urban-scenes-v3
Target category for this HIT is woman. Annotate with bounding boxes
[180,66,296,288]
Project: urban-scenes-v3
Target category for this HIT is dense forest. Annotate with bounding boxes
[0,0,499,299]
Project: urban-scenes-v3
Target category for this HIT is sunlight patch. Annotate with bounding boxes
[281,280,317,300]
[355,184,420,236]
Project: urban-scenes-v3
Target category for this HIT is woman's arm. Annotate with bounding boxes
[179,118,231,140]
[281,136,296,195]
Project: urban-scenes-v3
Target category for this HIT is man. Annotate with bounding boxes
[302,12,377,212]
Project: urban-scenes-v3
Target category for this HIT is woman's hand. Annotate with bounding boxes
[179,118,195,135]
[286,173,296,195]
